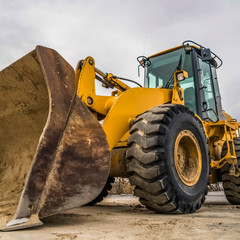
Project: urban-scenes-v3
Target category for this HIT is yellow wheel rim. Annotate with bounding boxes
[174,130,202,186]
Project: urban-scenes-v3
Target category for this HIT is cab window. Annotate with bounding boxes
[145,48,197,113]
[198,58,218,121]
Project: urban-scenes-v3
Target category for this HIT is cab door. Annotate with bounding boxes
[197,56,224,121]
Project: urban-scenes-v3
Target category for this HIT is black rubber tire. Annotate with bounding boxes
[126,104,209,213]
[220,137,240,205]
[85,177,114,206]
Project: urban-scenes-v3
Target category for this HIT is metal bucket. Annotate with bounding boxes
[0,46,110,231]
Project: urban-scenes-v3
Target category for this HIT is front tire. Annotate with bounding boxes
[127,104,209,213]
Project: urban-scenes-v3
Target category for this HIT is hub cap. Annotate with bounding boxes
[174,130,202,186]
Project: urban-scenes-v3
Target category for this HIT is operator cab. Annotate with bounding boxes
[143,40,225,122]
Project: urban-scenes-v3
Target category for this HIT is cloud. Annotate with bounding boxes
[0,0,240,119]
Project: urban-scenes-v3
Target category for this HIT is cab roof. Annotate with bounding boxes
[148,44,200,59]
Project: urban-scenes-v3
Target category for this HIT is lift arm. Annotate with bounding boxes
[75,57,131,117]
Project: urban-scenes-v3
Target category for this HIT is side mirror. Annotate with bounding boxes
[137,56,151,77]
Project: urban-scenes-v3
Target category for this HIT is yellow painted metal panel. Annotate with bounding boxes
[102,87,172,149]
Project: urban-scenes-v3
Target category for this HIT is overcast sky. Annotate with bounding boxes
[1,0,240,119]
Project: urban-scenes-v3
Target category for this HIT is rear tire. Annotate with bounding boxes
[221,138,240,205]
[126,104,209,213]
[85,177,114,206]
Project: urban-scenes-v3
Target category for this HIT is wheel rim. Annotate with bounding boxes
[174,130,202,186]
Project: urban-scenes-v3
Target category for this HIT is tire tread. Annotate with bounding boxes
[127,104,208,214]
[220,137,240,205]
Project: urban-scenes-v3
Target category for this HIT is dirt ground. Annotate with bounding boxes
[0,191,240,240]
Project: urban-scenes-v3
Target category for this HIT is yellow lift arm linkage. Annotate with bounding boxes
[75,56,240,177]
[74,56,173,150]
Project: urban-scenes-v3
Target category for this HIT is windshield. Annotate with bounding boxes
[145,48,186,89]
[144,47,197,113]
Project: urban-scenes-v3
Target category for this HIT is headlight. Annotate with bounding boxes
[177,72,185,81]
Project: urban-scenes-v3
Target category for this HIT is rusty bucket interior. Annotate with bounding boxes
[0,46,110,231]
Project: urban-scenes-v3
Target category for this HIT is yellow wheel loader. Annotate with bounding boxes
[0,40,239,231]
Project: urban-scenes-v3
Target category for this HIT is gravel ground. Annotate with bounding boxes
[0,191,240,240]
